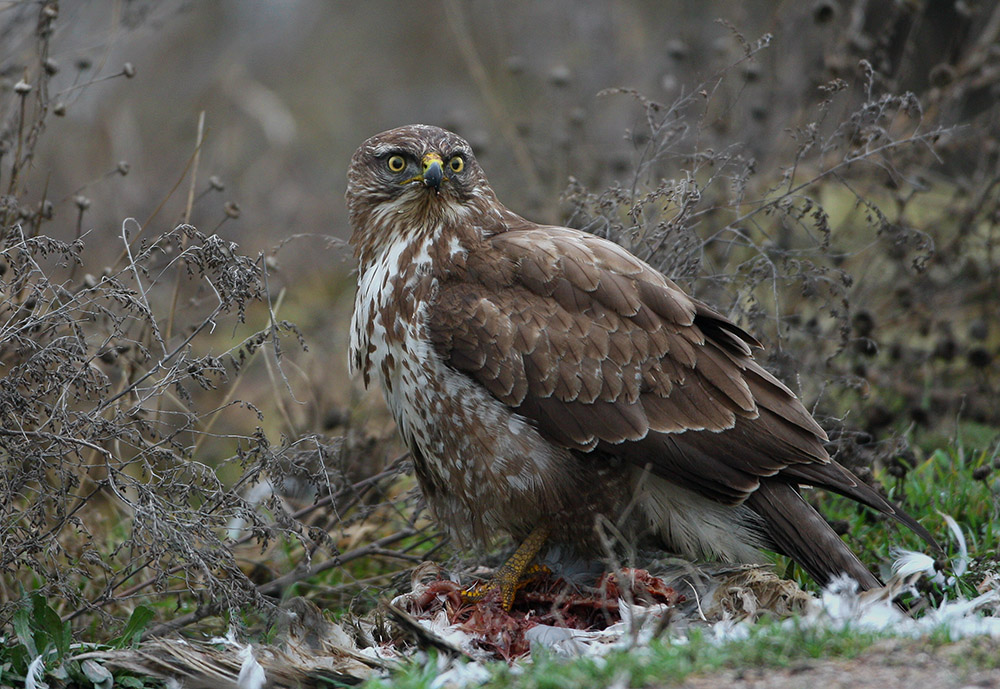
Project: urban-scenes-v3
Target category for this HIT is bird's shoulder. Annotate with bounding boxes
[428,220,797,436]
[446,220,708,332]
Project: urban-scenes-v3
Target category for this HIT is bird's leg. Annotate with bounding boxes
[462,525,551,610]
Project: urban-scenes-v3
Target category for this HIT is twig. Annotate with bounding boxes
[63,454,410,623]
[442,0,541,190]
[143,528,418,639]
[164,111,206,344]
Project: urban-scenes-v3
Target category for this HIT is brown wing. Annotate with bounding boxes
[430,225,833,499]
[429,223,936,561]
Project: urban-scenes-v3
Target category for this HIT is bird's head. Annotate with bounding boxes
[346,125,497,263]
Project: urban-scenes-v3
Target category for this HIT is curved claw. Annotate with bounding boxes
[462,563,552,609]
[460,526,551,610]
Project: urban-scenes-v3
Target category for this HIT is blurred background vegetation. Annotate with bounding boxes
[1,0,997,666]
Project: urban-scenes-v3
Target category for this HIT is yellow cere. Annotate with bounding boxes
[421,152,444,169]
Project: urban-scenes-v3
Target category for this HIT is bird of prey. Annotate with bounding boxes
[346,124,934,607]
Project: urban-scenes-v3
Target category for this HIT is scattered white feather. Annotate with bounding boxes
[521,599,682,657]
[810,574,908,631]
[226,480,275,540]
[209,627,241,647]
[25,654,46,689]
[526,620,623,657]
[207,627,267,689]
[890,549,938,579]
[358,644,400,663]
[802,547,999,641]
[430,658,492,689]
[939,512,969,577]
[417,609,488,657]
[525,624,593,656]
[237,643,267,689]
[922,588,1000,637]
[710,618,752,643]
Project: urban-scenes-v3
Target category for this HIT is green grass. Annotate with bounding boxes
[1,594,156,688]
[810,441,999,598]
[362,621,885,689]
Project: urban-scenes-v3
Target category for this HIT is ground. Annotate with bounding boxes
[678,638,1000,689]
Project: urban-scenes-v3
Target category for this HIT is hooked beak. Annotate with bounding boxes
[421,153,444,190]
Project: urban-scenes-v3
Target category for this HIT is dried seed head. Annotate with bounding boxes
[548,65,571,87]
[74,195,91,211]
[665,39,688,61]
[972,466,992,481]
[968,347,992,369]
[122,62,136,78]
[14,79,32,95]
[117,161,130,175]
[933,337,957,362]
[209,175,225,191]
[53,102,66,116]
[812,0,835,23]
[742,63,761,82]
[43,58,59,75]
[929,63,955,88]
[852,310,875,337]
[854,337,878,357]
[224,201,241,219]
[504,55,525,75]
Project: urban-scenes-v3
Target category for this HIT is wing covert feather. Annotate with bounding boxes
[427,225,834,503]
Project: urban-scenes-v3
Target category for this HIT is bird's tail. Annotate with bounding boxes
[746,480,881,590]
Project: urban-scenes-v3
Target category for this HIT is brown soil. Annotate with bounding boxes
[676,637,1000,689]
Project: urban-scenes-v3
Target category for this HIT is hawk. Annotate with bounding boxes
[346,124,934,606]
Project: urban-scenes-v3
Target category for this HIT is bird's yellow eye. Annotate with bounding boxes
[449,156,464,173]
[387,155,406,172]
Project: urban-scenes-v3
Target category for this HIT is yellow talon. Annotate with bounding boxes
[461,525,550,610]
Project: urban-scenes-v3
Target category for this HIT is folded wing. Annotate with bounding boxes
[427,223,935,585]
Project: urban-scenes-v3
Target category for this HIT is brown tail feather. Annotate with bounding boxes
[783,461,941,551]
[746,480,881,590]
